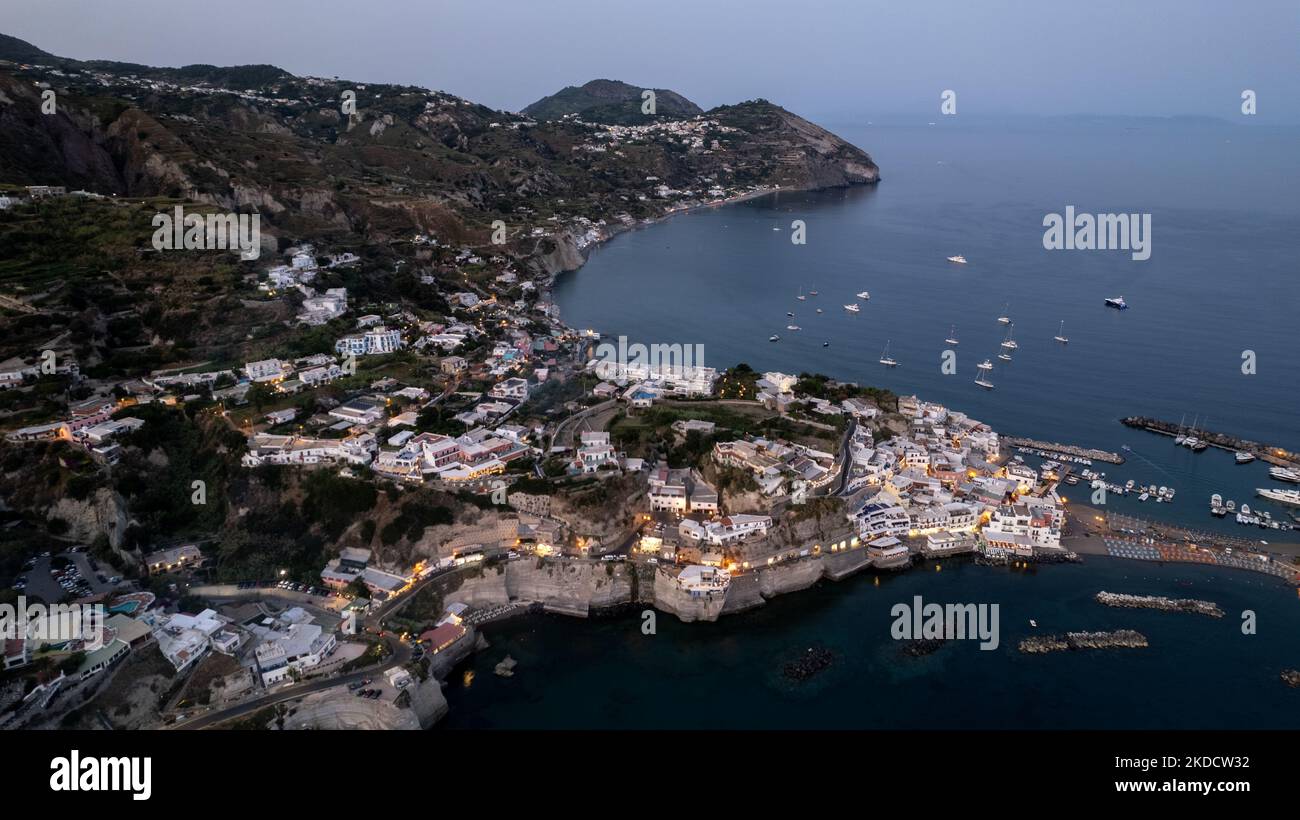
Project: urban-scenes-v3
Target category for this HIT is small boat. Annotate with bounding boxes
[822,342,830,347]
[945,325,959,346]
[1054,320,1069,344]
[1241,503,1252,516]
[769,335,780,342]
[796,287,806,301]
[974,359,994,388]
[1029,619,1038,628]
[856,291,871,300]
[815,308,823,313]
[787,325,801,331]
[974,375,995,389]
[997,303,1011,324]
[1000,323,1018,349]
[947,255,967,264]
[1139,492,1149,501]
[1226,499,1236,512]
[787,311,795,317]
[1235,451,1255,464]
[879,341,898,367]
[1105,296,1128,310]
[1125,479,1135,491]
[809,287,819,296]
[843,303,860,313]
[997,352,1012,362]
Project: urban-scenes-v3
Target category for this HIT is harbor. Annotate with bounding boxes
[1004,437,1124,465]
[1122,416,1300,469]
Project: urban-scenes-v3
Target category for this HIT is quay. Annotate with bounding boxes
[1121,416,1300,468]
[1003,436,1125,465]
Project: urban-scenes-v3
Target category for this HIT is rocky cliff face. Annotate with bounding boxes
[446,559,635,617]
[47,487,133,554]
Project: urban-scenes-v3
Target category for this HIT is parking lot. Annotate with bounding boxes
[12,548,121,603]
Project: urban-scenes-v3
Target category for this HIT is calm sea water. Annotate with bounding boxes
[445,119,1300,730]
[443,557,1300,730]
[554,119,1300,535]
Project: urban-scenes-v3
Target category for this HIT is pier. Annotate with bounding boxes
[1003,436,1125,465]
[1121,416,1300,468]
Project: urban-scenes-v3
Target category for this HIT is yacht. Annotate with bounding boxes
[947,255,968,264]
[1225,499,1236,512]
[1125,479,1135,492]
[822,341,830,347]
[974,359,994,388]
[787,311,795,317]
[977,359,993,371]
[809,287,818,296]
[945,325,959,346]
[1105,296,1128,310]
[856,291,871,300]
[1268,467,1300,484]
[796,287,806,301]
[815,308,823,313]
[769,334,780,342]
[1241,503,1253,516]
[1054,320,1069,344]
[1211,494,1227,516]
[1258,488,1300,507]
[997,350,1013,362]
[1000,323,1018,350]
[879,341,898,367]
[997,303,1011,324]
[786,325,801,331]
[843,303,860,313]
[1235,451,1256,464]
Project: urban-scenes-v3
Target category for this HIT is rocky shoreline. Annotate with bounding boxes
[1095,591,1223,618]
[1282,669,1300,688]
[1019,630,1149,654]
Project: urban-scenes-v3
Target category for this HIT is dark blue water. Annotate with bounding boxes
[554,119,1300,535]
[443,557,1300,729]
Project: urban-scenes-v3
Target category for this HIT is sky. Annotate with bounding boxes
[3,0,1299,124]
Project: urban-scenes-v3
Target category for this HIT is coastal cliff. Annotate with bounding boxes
[445,559,636,617]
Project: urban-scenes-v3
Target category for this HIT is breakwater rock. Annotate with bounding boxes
[1282,669,1300,688]
[1096,591,1223,618]
[902,638,947,657]
[1019,630,1149,654]
[783,645,834,682]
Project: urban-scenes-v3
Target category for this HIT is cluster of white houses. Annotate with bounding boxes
[842,397,1065,556]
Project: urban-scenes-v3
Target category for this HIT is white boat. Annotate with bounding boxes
[1268,467,1300,484]
[1125,479,1135,491]
[974,358,994,388]
[997,303,1011,324]
[769,335,780,342]
[1241,504,1252,516]
[1054,320,1069,344]
[1257,488,1300,507]
[1000,323,1018,349]
[796,287,806,301]
[879,341,898,367]
[1029,619,1038,627]
[974,375,995,389]
[1211,494,1226,516]
[1138,492,1149,501]
[947,255,967,264]
[809,287,819,296]
[787,325,801,331]
[843,303,860,313]
[856,291,871,300]
[787,311,795,317]
[945,325,959,346]
[977,359,993,370]
[1234,451,1255,464]
[997,351,1012,362]
[1105,296,1128,310]
[1225,499,1236,512]
[815,308,823,313]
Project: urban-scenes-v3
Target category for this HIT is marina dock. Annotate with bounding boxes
[1122,416,1300,469]
[1003,436,1125,465]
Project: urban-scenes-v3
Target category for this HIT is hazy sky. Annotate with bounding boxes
[4,0,1298,123]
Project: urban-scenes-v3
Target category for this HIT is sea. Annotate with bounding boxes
[442,117,1300,729]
